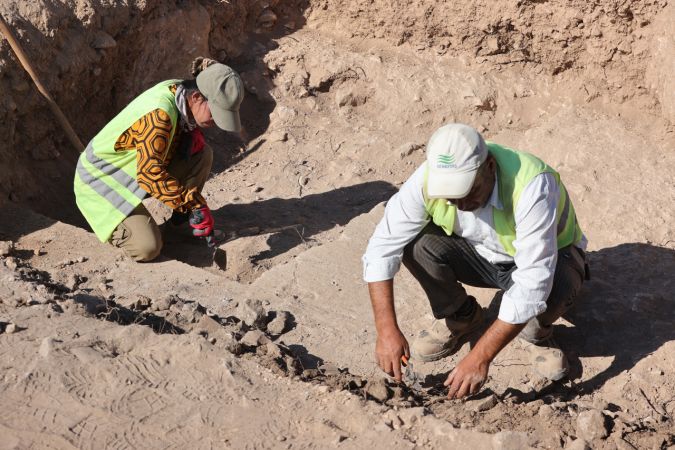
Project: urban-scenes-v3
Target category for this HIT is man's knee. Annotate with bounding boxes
[110,214,162,262]
[132,238,162,262]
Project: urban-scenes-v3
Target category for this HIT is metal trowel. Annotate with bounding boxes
[401,355,424,391]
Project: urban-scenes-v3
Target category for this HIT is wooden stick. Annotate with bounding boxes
[0,13,84,154]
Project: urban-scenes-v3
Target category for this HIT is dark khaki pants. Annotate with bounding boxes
[109,147,213,262]
[402,222,586,344]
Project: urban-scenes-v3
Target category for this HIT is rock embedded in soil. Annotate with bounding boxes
[0,240,14,256]
[237,299,267,329]
[365,378,391,403]
[465,393,498,412]
[240,329,270,347]
[151,295,176,312]
[5,323,18,334]
[266,310,290,336]
[4,257,18,271]
[576,409,610,441]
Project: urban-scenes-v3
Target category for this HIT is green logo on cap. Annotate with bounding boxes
[437,154,455,168]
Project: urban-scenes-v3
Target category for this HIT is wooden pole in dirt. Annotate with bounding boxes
[0,13,84,155]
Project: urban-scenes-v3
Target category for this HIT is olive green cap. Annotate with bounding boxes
[196,63,244,132]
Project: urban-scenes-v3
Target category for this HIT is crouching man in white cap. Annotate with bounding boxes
[363,123,588,398]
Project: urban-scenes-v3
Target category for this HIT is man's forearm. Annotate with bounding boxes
[470,319,526,362]
[367,280,399,334]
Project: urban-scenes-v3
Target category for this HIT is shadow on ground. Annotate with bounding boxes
[478,243,675,397]
[559,243,675,394]
[160,180,397,269]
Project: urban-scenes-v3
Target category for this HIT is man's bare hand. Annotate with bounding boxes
[444,352,489,399]
[375,328,410,382]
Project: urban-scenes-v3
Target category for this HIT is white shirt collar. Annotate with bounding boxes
[487,173,503,210]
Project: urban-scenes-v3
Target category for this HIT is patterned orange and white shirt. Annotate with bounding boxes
[113,106,206,213]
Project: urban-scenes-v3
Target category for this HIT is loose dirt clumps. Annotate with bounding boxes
[1,0,675,448]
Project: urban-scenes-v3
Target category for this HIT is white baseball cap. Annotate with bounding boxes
[426,124,487,199]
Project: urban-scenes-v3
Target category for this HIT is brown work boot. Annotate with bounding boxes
[521,337,569,381]
[411,303,484,362]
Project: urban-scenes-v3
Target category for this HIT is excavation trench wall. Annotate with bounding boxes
[0,0,672,226]
[0,0,306,224]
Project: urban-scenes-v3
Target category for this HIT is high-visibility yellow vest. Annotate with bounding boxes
[74,80,180,242]
[423,143,583,255]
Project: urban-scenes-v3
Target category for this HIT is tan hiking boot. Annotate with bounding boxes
[522,337,569,381]
[411,305,484,362]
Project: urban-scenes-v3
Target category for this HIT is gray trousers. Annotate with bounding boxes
[402,223,586,343]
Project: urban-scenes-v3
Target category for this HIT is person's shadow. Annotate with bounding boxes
[480,242,675,397]
[161,181,397,268]
[556,242,675,393]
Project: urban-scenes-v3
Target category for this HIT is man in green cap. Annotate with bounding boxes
[74,57,244,261]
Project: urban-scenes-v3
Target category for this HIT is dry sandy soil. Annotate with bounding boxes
[1,0,674,449]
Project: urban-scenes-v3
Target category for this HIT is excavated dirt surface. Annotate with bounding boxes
[1,0,675,449]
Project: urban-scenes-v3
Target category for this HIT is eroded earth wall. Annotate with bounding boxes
[0,0,672,223]
[0,0,304,222]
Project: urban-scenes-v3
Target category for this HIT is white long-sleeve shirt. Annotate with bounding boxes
[362,163,586,324]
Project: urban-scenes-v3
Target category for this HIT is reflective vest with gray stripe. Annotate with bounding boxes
[74,80,180,242]
[423,143,584,255]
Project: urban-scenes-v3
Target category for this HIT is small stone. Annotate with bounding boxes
[576,409,610,441]
[265,342,283,358]
[466,393,498,412]
[0,241,14,256]
[4,257,18,271]
[240,329,269,347]
[133,295,152,311]
[151,295,175,312]
[5,323,18,334]
[237,299,267,329]
[266,311,290,336]
[365,378,391,403]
